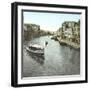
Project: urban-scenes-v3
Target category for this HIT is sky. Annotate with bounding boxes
[23,11,80,31]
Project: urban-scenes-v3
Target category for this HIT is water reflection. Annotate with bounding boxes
[26,50,45,65]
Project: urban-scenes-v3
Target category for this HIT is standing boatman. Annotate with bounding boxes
[45,41,48,46]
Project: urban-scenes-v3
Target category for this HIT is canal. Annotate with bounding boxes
[22,36,80,77]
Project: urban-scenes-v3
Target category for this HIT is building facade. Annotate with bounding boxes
[58,21,80,44]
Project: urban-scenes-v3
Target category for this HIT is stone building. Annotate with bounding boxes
[58,20,80,43]
[23,24,40,41]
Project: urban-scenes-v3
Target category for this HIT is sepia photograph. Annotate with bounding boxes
[22,11,80,78]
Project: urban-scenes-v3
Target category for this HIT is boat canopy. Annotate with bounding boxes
[29,44,44,49]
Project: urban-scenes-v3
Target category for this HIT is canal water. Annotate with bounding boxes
[22,36,80,77]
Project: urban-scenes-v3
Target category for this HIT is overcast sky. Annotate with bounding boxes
[23,11,80,31]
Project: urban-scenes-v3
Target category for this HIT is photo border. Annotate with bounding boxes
[11,2,88,87]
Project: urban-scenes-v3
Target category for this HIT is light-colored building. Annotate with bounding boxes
[64,28,73,38]
[57,21,80,43]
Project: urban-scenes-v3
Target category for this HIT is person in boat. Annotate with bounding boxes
[45,41,48,46]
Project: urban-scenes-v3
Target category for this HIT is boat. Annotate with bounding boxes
[26,44,44,56]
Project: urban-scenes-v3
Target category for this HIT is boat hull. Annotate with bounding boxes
[26,47,44,56]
